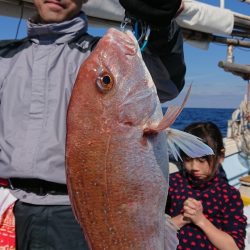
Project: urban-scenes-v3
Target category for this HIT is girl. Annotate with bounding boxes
[166,122,247,250]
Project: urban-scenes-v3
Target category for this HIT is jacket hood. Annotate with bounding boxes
[27,11,88,44]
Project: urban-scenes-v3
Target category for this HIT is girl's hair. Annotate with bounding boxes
[181,121,225,178]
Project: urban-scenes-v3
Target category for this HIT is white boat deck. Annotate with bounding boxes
[223,138,249,187]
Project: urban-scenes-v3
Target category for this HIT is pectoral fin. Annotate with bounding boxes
[143,85,191,135]
[143,85,213,160]
[166,128,214,161]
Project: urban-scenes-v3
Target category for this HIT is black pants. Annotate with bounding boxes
[13,201,89,250]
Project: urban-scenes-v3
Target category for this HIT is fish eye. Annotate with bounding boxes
[102,75,111,85]
[96,72,114,93]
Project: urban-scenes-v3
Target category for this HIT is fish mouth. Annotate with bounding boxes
[124,30,139,56]
[107,28,138,56]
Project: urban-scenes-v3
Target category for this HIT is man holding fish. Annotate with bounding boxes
[0,0,188,249]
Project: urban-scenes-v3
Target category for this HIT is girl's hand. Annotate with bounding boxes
[183,198,205,226]
[182,198,241,250]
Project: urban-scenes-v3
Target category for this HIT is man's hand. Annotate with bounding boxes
[119,0,182,27]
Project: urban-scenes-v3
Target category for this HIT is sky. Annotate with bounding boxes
[0,0,249,109]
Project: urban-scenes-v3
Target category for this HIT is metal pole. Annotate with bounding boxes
[226,45,234,63]
[220,0,225,8]
[247,80,250,110]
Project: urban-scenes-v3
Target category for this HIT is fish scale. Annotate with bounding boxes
[66,27,180,250]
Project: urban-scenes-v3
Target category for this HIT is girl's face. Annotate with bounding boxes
[183,157,212,180]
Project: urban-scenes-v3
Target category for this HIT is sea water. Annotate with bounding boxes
[162,107,235,137]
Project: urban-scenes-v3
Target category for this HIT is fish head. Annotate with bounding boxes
[70,28,160,133]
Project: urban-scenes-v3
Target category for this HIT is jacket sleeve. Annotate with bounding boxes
[222,187,247,250]
[142,20,186,103]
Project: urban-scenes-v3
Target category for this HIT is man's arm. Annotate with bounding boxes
[119,0,186,103]
[143,21,186,102]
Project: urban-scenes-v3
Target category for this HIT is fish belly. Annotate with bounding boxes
[66,130,170,249]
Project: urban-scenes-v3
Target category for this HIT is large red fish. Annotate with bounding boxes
[66,28,212,250]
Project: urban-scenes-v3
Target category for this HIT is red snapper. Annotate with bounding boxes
[66,28,212,250]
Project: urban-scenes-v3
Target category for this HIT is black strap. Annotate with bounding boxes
[0,33,100,58]
[8,178,68,196]
[68,33,101,52]
[0,38,31,58]
[0,37,29,48]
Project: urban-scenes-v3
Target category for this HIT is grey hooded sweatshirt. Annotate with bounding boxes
[0,12,185,205]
